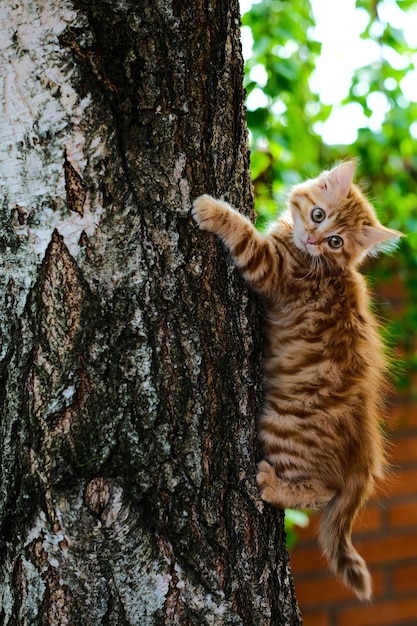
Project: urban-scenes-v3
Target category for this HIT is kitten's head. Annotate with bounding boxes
[288,161,402,270]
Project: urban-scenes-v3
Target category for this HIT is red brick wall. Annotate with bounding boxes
[290,399,417,626]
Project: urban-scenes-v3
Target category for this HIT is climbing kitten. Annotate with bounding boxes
[192,161,401,602]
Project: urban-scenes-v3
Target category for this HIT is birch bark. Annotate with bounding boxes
[0,1,301,624]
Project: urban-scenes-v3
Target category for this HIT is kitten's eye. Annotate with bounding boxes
[327,235,344,249]
[311,207,326,223]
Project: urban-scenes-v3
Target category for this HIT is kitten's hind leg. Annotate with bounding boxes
[257,460,335,511]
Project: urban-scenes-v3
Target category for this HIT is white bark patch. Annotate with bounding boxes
[168,153,190,213]
[0,0,106,305]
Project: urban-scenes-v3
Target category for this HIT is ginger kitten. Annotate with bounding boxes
[192,161,401,601]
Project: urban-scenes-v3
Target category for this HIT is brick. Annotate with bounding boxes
[299,610,329,626]
[358,530,417,565]
[393,564,417,593]
[390,435,417,464]
[289,545,328,575]
[294,573,351,607]
[292,530,417,575]
[388,500,417,528]
[390,402,417,430]
[382,467,417,499]
[337,597,417,626]
[294,570,385,608]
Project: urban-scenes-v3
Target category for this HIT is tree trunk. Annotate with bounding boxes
[0,0,301,624]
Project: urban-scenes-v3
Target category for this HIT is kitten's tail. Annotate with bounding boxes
[319,479,372,602]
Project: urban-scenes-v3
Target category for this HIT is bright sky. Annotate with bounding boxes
[240,0,417,144]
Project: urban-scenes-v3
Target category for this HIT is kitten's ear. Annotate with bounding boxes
[362,225,404,255]
[321,161,356,198]
[362,225,403,246]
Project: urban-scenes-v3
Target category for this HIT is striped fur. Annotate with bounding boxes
[192,161,401,601]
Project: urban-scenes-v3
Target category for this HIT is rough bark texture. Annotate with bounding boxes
[0,0,302,624]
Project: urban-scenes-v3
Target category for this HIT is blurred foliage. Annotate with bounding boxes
[284,509,310,550]
[242,0,417,388]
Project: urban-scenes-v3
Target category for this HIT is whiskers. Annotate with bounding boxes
[296,249,339,281]
[320,253,336,275]
[296,254,325,280]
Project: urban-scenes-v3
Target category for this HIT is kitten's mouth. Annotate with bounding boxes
[299,234,320,256]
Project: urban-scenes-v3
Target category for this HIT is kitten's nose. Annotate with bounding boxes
[307,234,316,245]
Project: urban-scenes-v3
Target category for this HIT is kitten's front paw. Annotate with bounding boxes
[256,460,280,505]
[192,194,225,233]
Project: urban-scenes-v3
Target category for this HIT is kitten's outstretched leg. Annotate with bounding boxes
[192,195,279,296]
[256,460,335,510]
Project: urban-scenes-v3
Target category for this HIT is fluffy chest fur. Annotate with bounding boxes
[261,228,385,480]
[264,227,380,383]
